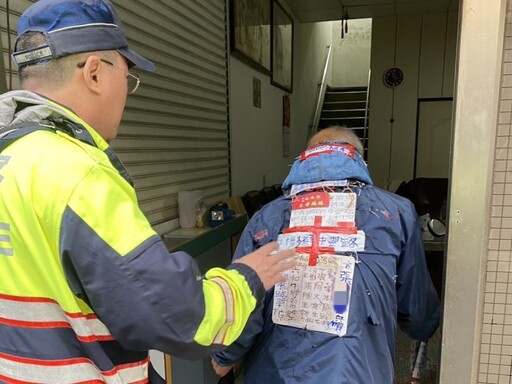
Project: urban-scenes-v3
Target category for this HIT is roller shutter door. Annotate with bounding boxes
[1,0,230,227]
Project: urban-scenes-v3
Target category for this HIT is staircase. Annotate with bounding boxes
[318,86,370,159]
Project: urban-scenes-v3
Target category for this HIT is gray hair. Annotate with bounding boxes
[307,125,365,155]
[16,32,116,90]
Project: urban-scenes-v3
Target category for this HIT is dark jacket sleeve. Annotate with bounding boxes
[213,198,290,366]
[60,205,265,360]
[396,203,441,341]
[58,162,265,360]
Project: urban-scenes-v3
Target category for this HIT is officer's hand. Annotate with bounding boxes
[211,358,234,377]
[234,242,296,291]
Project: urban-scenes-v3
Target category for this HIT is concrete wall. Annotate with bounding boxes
[331,18,372,88]
[464,0,512,384]
[440,1,507,383]
[368,12,458,189]
[229,20,333,196]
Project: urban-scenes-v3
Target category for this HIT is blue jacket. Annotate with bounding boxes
[214,148,440,383]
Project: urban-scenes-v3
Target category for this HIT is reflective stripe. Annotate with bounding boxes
[0,248,13,256]
[210,277,234,344]
[0,293,112,342]
[0,222,12,255]
[0,352,149,384]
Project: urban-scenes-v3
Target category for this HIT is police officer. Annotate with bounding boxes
[0,0,294,382]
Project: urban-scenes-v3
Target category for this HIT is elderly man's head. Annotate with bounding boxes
[308,126,365,155]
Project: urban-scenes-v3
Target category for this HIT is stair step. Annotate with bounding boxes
[324,100,367,104]
[324,94,367,103]
[320,117,368,122]
[318,123,369,130]
[318,86,370,160]
[324,106,367,113]
[322,114,367,121]
[324,100,366,108]
[319,116,369,121]
[319,122,369,129]
[326,86,367,92]
[326,90,367,95]
[322,108,368,113]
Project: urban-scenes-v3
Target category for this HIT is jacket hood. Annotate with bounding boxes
[0,91,54,129]
[282,144,373,190]
[0,90,108,150]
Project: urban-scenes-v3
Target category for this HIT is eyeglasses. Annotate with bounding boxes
[77,59,140,95]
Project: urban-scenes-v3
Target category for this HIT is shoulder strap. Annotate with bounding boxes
[0,119,134,186]
[0,118,97,151]
[0,122,55,152]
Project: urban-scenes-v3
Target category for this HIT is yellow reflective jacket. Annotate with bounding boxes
[0,91,263,383]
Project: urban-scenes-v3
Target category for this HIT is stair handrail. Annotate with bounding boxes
[307,44,333,142]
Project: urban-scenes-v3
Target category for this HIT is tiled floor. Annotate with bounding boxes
[394,328,440,384]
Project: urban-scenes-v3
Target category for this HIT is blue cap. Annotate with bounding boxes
[13,0,155,71]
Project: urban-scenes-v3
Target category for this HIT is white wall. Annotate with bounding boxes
[441,1,506,382]
[367,12,458,189]
[229,20,333,196]
[331,19,372,87]
[229,58,289,195]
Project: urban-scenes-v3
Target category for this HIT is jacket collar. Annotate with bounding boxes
[282,144,373,190]
[0,90,109,151]
[0,90,134,186]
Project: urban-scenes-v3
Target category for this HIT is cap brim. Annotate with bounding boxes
[119,48,155,72]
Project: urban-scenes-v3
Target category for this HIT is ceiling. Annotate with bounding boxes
[286,0,459,23]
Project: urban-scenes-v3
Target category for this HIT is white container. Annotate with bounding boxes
[178,190,203,228]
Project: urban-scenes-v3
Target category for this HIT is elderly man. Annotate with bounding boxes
[0,1,294,382]
[212,126,440,383]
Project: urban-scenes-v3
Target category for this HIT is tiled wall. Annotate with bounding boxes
[479,3,512,382]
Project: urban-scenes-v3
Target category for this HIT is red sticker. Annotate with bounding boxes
[253,229,269,241]
[300,144,355,161]
[292,192,330,210]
